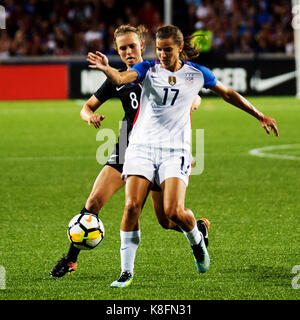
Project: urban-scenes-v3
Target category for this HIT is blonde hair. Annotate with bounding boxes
[114,24,148,55]
[156,24,200,60]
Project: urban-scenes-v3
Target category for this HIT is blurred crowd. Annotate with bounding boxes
[187,0,294,55]
[0,0,294,58]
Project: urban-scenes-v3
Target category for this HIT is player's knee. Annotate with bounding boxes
[164,204,184,224]
[124,198,142,218]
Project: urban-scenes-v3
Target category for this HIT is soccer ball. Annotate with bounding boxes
[67,213,105,250]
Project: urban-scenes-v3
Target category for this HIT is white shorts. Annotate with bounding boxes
[122,144,193,187]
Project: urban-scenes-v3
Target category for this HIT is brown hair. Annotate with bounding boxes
[114,24,148,55]
[156,24,200,60]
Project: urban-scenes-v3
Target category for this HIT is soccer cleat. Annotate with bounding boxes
[50,256,78,278]
[110,271,133,288]
[197,218,210,248]
[191,236,210,273]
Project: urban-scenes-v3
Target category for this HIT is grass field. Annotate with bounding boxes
[0,96,300,301]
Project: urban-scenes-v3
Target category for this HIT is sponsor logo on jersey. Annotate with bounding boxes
[116,85,125,91]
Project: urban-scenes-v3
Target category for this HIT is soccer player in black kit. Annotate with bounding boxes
[50,25,209,278]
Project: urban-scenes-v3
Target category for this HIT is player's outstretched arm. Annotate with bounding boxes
[211,81,279,136]
[87,51,138,85]
[80,95,105,129]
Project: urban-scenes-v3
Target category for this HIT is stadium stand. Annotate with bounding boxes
[0,0,294,58]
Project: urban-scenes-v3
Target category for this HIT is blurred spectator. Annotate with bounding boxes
[149,11,163,36]
[239,30,255,53]
[285,33,294,54]
[10,29,29,56]
[138,1,159,33]
[195,0,211,21]
[84,23,104,48]
[255,22,273,53]
[0,0,294,57]
[0,31,11,58]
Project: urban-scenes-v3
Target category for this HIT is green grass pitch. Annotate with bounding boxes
[0,96,299,300]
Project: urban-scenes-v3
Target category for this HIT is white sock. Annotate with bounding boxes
[120,230,141,275]
[182,223,202,246]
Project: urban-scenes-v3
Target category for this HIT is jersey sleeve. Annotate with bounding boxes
[94,79,116,102]
[187,62,217,89]
[131,60,155,82]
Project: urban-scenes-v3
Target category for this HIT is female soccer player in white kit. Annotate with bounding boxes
[87,24,278,288]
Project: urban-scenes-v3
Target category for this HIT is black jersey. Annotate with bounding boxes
[94,77,141,140]
[93,75,141,173]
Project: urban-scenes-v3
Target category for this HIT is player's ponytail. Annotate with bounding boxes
[114,24,148,55]
[182,35,200,60]
[156,25,200,61]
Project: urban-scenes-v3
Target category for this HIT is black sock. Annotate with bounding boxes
[66,207,96,262]
[80,207,89,214]
[80,206,98,216]
[66,206,88,262]
[66,243,80,263]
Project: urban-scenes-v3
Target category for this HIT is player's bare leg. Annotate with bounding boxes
[161,178,195,231]
[69,166,124,261]
[111,175,150,288]
[151,190,210,247]
[85,165,125,214]
[50,166,125,278]
[71,166,124,260]
[151,190,177,229]
[120,175,151,231]
[161,178,210,273]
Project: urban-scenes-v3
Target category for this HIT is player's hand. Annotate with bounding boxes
[259,115,279,136]
[88,114,106,129]
[87,51,109,71]
[190,95,201,111]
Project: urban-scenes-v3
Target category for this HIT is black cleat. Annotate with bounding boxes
[191,238,210,273]
[110,271,134,288]
[197,218,210,248]
[50,256,78,278]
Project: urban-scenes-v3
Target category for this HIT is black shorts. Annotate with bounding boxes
[105,142,124,174]
[105,142,161,192]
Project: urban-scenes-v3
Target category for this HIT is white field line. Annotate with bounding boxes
[2,144,300,162]
[75,100,86,106]
[0,155,95,162]
[249,144,300,160]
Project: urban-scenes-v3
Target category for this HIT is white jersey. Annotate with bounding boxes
[130,60,217,152]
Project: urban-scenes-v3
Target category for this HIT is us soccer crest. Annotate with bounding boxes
[168,76,176,86]
[185,73,194,86]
